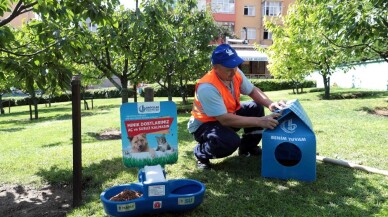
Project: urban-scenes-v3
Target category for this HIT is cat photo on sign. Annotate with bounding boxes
[155,135,174,152]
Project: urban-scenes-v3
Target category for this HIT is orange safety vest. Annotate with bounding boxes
[191,69,242,123]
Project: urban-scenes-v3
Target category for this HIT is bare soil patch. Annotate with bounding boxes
[96,129,121,140]
[0,129,123,216]
[374,107,388,116]
[0,184,72,217]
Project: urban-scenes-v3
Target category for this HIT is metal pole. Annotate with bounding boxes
[316,155,388,176]
[71,75,82,207]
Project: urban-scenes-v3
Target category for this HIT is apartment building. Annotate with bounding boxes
[206,0,295,78]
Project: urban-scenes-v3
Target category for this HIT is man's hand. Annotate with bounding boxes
[259,112,281,129]
[268,100,287,112]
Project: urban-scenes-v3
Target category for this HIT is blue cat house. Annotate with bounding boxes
[262,99,316,182]
[100,101,205,216]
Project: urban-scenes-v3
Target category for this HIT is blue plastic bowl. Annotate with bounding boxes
[100,179,205,217]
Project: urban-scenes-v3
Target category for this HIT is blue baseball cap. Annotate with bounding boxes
[211,44,244,68]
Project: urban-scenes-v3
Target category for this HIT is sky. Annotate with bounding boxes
[120,0,138,9]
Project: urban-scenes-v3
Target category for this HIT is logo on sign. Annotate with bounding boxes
[153,201,162,209]
[280,119,297,134]
[138,102,160,114]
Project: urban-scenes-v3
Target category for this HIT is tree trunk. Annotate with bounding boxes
[81,86,89,110]
[167,71,173,101]
[83,99,89,110]
[179,85,187,105]
[29,98,33,120]
[121,88,129,104]
[0,95,4,114]
[322,74,331,100]
[133,83,138,103]
[179,75,187,105]
[120,75,129,104]
[33,97,38,119]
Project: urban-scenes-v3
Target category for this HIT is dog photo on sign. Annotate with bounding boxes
[128,133,156,158]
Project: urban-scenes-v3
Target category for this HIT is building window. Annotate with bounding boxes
[244,6,255,16]
[262,1,282,16]
[242,28,256,40]
[217,21,235,33]
[263,29,272,40]
[211,0,235,14]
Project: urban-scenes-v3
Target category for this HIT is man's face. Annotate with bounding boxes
[214,64,237,82]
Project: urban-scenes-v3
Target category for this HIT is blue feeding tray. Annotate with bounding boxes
[100,179,206,217]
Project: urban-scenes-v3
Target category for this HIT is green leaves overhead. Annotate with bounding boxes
[305,0,387,61]
[260,0,353,99]
[1,0,219,104]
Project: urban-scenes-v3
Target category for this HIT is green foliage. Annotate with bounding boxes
[260,1,353,99]
[2,88,125,107]
[145,83,196,98]
[311,0,388,62]
[321,90,388,100]
[250,79,316,92]
[145,79,315,97]
[2,78,316,109]
[148,0,218,102]
[0,0,120,77]
[84,88,125,99]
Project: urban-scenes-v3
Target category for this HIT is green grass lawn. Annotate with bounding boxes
[0,88,387,217]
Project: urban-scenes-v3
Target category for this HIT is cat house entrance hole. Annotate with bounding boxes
[274,142,302,167]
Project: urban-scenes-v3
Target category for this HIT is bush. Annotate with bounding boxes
[2,79,316,107]
[144,79,316,98]
[2,87,129,108]
[84,88,123,98]
[250,79,316,92]
[142,83,196,98]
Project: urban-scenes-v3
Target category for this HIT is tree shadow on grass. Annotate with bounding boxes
[0,109,111,131]
[0,114,74,130]
[1,157,137,217]
[181,154,387,217]
[94,104,120,110]
[41,142,63,148]
[0,127,25,132]
[36,158,135,189]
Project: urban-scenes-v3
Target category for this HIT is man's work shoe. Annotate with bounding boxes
[196,159,211,170]
[239,146,262,157]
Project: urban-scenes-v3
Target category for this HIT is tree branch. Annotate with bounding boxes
[322,33,368,49]
[0,0,38,27]
[0,41,59,57]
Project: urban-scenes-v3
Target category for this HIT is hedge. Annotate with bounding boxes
[1,79,316,108]
[141,79,316,97]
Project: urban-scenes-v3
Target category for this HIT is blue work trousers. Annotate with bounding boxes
[193,101,264,160]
